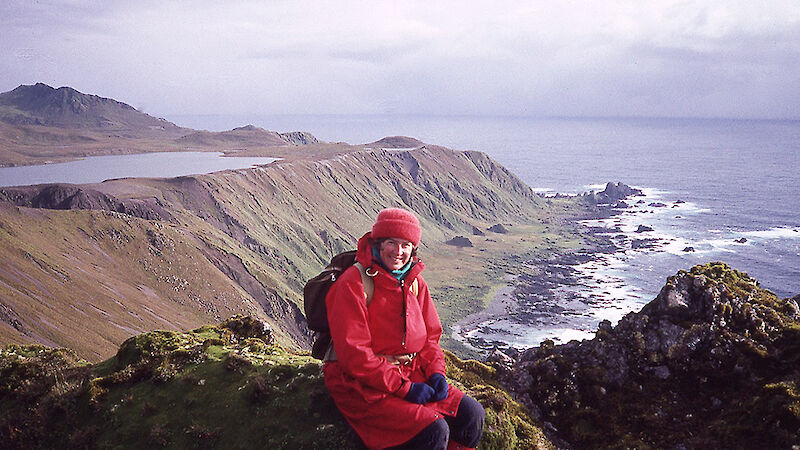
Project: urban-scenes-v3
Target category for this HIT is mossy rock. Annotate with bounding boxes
[0,317,553,449]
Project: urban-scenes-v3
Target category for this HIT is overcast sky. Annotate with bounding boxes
[2,0,799,120]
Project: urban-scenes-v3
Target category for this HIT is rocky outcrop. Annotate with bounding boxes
[488,224,509,234]
[279,131,319,145]
[0,184,171,221]
[498,263,800,448]
[583,181,643,205]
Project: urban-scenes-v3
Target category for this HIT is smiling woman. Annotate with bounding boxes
[0,152,278,188]
[323,208,485,450]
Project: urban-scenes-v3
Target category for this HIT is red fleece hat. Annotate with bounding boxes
[371,208,421,246]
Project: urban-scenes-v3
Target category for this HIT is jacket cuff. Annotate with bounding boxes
[393,379,411,398]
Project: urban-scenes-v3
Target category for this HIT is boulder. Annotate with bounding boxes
[446,236,473,247]
[635,224,654,233]
[487,224,509,234]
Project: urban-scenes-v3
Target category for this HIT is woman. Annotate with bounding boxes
[324,208,485,450]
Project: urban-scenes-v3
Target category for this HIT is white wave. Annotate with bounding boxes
[743,226,800,240]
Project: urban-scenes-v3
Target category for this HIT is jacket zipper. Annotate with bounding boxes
[399,279,408,348]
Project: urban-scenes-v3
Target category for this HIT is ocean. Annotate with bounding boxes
[118,115,800,346]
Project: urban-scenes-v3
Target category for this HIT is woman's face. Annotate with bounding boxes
[379,238,414,271]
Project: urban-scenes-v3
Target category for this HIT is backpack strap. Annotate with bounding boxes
[353,262,374,304]
[324,263,374,362]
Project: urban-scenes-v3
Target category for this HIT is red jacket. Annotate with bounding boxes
[323,232,464,449]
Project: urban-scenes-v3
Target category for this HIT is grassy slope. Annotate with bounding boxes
[0,203,275,360]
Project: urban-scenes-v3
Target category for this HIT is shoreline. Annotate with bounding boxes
[452,240,619,355]
[452,189,644,355]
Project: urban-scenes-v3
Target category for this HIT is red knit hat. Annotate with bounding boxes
[371,208,421,246]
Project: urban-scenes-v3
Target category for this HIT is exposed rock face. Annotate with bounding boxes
[279,131,319,145]
[499,263,800,449]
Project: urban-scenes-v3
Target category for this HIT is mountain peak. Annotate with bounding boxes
[0,83,177,131]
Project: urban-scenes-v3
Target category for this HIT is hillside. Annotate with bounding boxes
[0,145,597,361]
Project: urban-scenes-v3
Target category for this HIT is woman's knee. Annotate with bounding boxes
[448,395,485,448]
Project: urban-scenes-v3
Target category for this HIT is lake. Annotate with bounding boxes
[0,151,278,188]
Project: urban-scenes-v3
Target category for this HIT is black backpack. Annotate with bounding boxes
[303,251,373,360]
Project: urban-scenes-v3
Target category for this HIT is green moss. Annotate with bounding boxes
[445,352,554,449]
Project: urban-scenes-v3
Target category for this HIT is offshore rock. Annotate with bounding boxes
[500,262,800,449]
[584,181,643,204]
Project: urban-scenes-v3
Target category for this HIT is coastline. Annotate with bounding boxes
[452,187,647,355]
[452,240,619,355]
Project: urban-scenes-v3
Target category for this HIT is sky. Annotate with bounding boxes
[1,0,800,120]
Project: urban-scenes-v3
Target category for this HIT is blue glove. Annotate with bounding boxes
[426,373,449,402]
[404,382,435,404]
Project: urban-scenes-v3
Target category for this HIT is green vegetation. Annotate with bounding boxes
[0,316,554,449]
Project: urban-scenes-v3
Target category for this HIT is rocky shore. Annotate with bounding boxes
[454,182,639,354]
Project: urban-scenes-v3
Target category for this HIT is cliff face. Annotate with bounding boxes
[0,145,563,361]
[499,262,800,448]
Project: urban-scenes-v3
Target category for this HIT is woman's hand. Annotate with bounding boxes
[426,373,449,402]
[404,382,435,404]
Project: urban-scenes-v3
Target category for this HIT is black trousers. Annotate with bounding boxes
[388,395,485,450]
